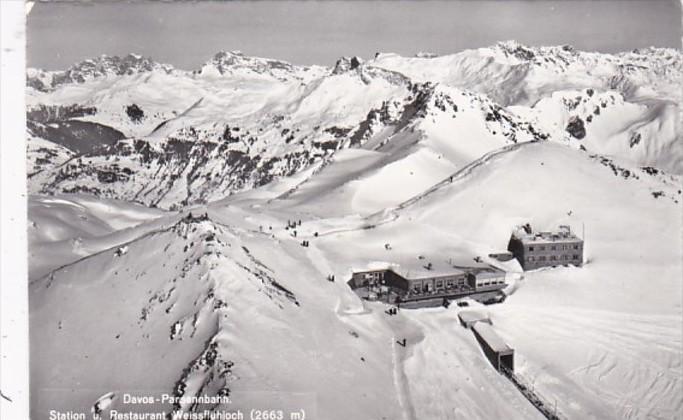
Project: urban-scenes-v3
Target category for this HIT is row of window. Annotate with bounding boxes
[362,271,385,280]
[526,255,580,262]
[435,278,467,288]
[411,278,469,294]
[479,279,505,287]
[528,244,580,252]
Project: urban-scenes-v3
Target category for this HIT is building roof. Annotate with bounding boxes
[464,265,505,278]
[472,322,512,353]
[458,310,490,325]
[393,262,467,280]
[352,264,393,275]
[512,225,582,244]
[352,258,504,281]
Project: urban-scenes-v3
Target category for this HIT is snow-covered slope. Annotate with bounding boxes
[28,194,171,278]
[30,138,682,419]
[266,84,548,216]
[352,141,682,419]
[30,211,412,420]
[511,88,681,173]
[225,141,681,420]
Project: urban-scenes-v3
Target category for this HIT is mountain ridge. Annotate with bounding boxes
[26,42,683,209]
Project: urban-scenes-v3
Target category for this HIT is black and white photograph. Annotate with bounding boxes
[1,1,682,419]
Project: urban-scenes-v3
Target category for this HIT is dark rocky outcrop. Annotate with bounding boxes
[27,119,125,154]
[332,56,364,75]
[565,116,586,139]
[126,104,145,123]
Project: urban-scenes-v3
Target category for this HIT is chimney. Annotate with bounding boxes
[523,223,532,234]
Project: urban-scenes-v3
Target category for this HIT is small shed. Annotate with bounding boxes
[472,322,514,372]
[467,266,506,290]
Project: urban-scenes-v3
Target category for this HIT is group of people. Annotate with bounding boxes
[385,307,399,315]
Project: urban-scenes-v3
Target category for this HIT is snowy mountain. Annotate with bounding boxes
[25,59,546,209]
[372,41,682,173]
[26,44,683,210]
[27,44,682,420]
[512,88,681,173]
[27,53,176,92]
[372,41,682,105]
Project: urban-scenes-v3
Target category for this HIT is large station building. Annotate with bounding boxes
[507,224,584,270]
[347,261,506,304]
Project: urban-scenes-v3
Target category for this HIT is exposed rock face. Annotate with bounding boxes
[332,56,364,74]
[126,104,145,123]
[27,118,125,154]
[565,116,586,139]
[27,104,97,122]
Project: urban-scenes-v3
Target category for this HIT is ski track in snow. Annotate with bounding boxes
[390,335,417,420]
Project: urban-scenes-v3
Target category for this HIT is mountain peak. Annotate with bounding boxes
[331,56,364,75]
[211,50,246,62]
[199,50,305,81]
[27,53,174,91]
[492,40,577,62]
[67,53,164,76]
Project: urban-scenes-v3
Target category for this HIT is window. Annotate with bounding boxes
[436,280,443,288]
[551,245,556,251]
[550,255,556,261]
[573,255,579,260]
[539,256,546,261]
[540,246,546,251]
[563,245,568,250]
[528,246,534,251]
[574,245,579,250]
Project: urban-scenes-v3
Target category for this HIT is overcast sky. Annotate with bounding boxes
[27,0,681,70]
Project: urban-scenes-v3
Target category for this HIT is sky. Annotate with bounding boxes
[27,0,682,70]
